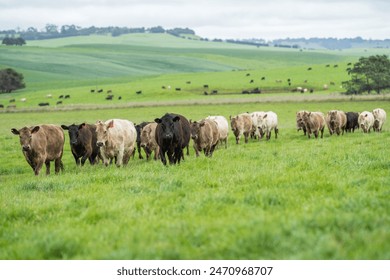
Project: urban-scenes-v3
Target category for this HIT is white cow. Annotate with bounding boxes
[257,111,278,140]
[249,111,266,139]
[372,108,387,132]
[95,119,136,166]
[206,115,229,148]
[358,111,375,133]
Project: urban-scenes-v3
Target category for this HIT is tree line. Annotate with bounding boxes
[0,25,196,41]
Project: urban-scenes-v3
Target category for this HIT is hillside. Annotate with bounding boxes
[1,33,389,110]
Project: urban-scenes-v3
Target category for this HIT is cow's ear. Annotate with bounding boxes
[365,114,368,117]
[200,122,205,127]
[173,116,180,122]
[264,114,268,118]
[229,115,232,120]
[107,120,114,128]
[11,128,19,135]
[189,119,192,124]
[155,118,162,124]
[61,125,69,130]
[31,126,40,134]
[78,123,86,129]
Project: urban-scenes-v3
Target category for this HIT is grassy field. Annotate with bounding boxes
[0,34,389,260]
[3,33,390,111]
[0,100,389,260]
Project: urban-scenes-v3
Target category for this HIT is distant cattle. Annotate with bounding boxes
[154,113,190,165]
[206,115,229,148]
[61,123,100,166]
[211,90,218,95]
[203,85,209,88]
[135,122,151,159]
[105,95,114,100]
[107,90,112,94]
[257,111,279,140]
[325,110,347,135]
[38,102,50,106]
[136,90,142,94]
[20,98,26,102]
[372,108,386,132]
[251,88,261,94]
[0,104,4,108]
[11,125,64,175]
[301,111,325,139]
[345,112,359,133]
[358,111,375,133]
[175,88,181,91]
[140,123,160,160]
[190,119,219,157]
[59,95,64,99]
[230,113,252,144]
[296,110,309,135]
[307,67,312,71]
[186,81,191,84]
[261,77,265,80]
[250,79,254,83]
[56,101,63,105]
[98,89,103,93]
[46,94,52,98]
[90,90,95,93]
[95,119,136,167]
[9,98,15,103]
[64,95,70,99]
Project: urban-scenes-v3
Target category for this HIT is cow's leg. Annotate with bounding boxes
[137,142,143,159]
[44,160,50,175]
[244,132,249,143]
[73,152,80,166]
[116,149,124,167]
[55,158,63,174]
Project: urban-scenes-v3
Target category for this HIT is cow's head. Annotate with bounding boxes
[140,125,151,148]
[95,120,114,147]
[61,123,85,145]
[155,114,180,141]
[190,121,205,140]
[11,126,40,152]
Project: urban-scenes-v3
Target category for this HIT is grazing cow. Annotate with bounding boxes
[140,123,160,160]
[345,112,359,133]
[135,122,151,159]
[9,99,15,103]
[230,113,252,144]
[203,85,209,88]
[296,110,309,135]
[325,110,347,135]
[11,125,64,175]
[38,102,49,106]
[206,115,229,148]
[250,111,266,139]
[358,111,375,133]
[65,95,70,99]
[61,123,100,166]
[95,119,136,167]
[136,90,142,94]
[257,111,278,140]
[190,119,219,157]
[98,89,103,93]
[175,88,181,91]
[59,95,64,99]
[154,113,190,165]
[0,104,4,108]
[261,77,265,80]
[372,108,387,132]
[301,111,325,139]
[56,101,63,105]
[105,95,114,100]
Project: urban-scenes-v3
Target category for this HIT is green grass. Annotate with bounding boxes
[1,100,389,259]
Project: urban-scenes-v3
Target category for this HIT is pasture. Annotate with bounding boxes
[1,100,389,259]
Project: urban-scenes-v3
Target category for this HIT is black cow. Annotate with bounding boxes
[345,112,359,133]
[135,122,151,159]
[61,123,100,166]
[0,104,4,108]
[154,113,190,165]
[39,102,49,106]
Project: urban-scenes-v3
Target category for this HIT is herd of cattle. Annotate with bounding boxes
[10,108,386,175]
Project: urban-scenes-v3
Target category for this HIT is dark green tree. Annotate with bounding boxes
[0,68,26,93]
[343,55,390,94]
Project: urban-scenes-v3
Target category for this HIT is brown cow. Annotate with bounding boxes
[230,113,252,144]
[140,123,160,160]
[11,125,65,175]
[296,110,309,135]
[301,111,325,139]
[326,110,347,135]
[190,119,219,157]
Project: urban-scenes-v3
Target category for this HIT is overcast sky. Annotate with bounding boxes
[0,0,389,40]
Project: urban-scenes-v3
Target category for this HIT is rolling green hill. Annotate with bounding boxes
[1,33,389,109]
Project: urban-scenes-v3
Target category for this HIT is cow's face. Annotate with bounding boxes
[96,120,113,147]
[11,126,40,151]
[62,124,85,145]
[190,121,204,140]
[330,111,337,124]
[155,115,180,141]
[140,126,150,148]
